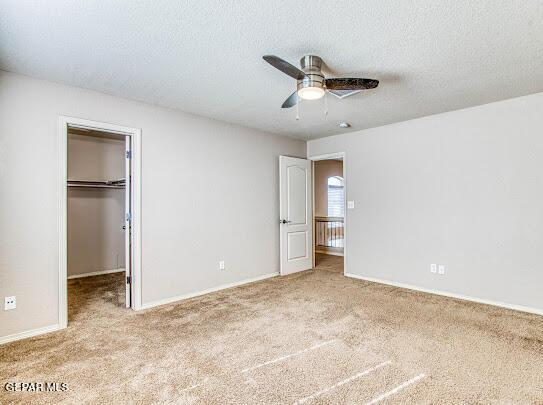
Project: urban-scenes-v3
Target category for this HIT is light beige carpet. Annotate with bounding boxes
[1,254,543,404]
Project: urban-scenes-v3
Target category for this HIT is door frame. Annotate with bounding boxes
[58,116,143,329]
[308,152,347,275]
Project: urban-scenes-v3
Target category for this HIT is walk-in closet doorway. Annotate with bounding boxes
[58,117,142,329]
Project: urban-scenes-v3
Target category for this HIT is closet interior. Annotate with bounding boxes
[67,127,131,314]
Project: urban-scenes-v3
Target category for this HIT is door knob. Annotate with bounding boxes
[280,219,292,224]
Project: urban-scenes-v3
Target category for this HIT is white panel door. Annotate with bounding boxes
[279,156,312,275]
[124,136,131,308]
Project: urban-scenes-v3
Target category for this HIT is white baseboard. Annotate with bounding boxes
[0,324,61,346]
[345,273,543,316]
[68,268,125,279]
[139,272,279,310]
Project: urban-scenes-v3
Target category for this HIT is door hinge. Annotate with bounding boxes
[126,275,131,284]
[126,150,132,159]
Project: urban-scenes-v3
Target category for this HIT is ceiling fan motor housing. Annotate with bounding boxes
[297,55,324,92]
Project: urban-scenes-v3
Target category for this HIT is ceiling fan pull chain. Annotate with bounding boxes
[324,91,328,118]
[296,92,300,121]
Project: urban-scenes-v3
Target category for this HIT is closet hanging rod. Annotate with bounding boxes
[67,179,125,189]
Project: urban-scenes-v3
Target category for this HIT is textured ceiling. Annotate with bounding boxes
[1,1,542,139]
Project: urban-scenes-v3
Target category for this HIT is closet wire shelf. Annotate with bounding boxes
[67,179,126,189]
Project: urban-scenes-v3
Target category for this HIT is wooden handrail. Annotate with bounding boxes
[315,216,344,222]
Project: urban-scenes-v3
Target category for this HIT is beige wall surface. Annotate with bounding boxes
[68,133,125,181]
[68,134,126,276]
[314,160,343,217]
[0,71,305,339]
[308,92,543,312]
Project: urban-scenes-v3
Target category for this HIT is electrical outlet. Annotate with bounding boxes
[4,296,16,311]
[219,261,225,270]
[430,264,437,273]
[438,265,445,275]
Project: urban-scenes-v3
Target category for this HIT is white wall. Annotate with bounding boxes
[308,92,543,313]
[0,71,305,339]
[314,160,343,217]
[68,134,126,277]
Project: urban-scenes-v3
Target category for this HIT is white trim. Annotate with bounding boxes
[58,116,143,328]
[67,268,125,279]
[308,152,347,276]
[345,273,543,316]
[0,324,61,346]
[139,272,279,310]
[58,117,68,329]
[131,129,142,310]
[308,152,346,161]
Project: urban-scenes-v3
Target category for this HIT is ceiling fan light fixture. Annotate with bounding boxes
[262,54,378,109]
[297,86,325,100]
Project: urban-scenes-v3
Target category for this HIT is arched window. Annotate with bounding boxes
[327,176,344,217]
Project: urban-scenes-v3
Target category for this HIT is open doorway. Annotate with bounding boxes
[278,153,345,276]
[67,127,130,320]
[58,116,142,330]
[311,154,345,274]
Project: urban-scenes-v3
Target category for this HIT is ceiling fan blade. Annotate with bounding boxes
[263,55,308,80]
[325,78,379,90]
[281,91,299,108]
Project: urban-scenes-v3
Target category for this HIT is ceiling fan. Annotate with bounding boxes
[263,55,379,108]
